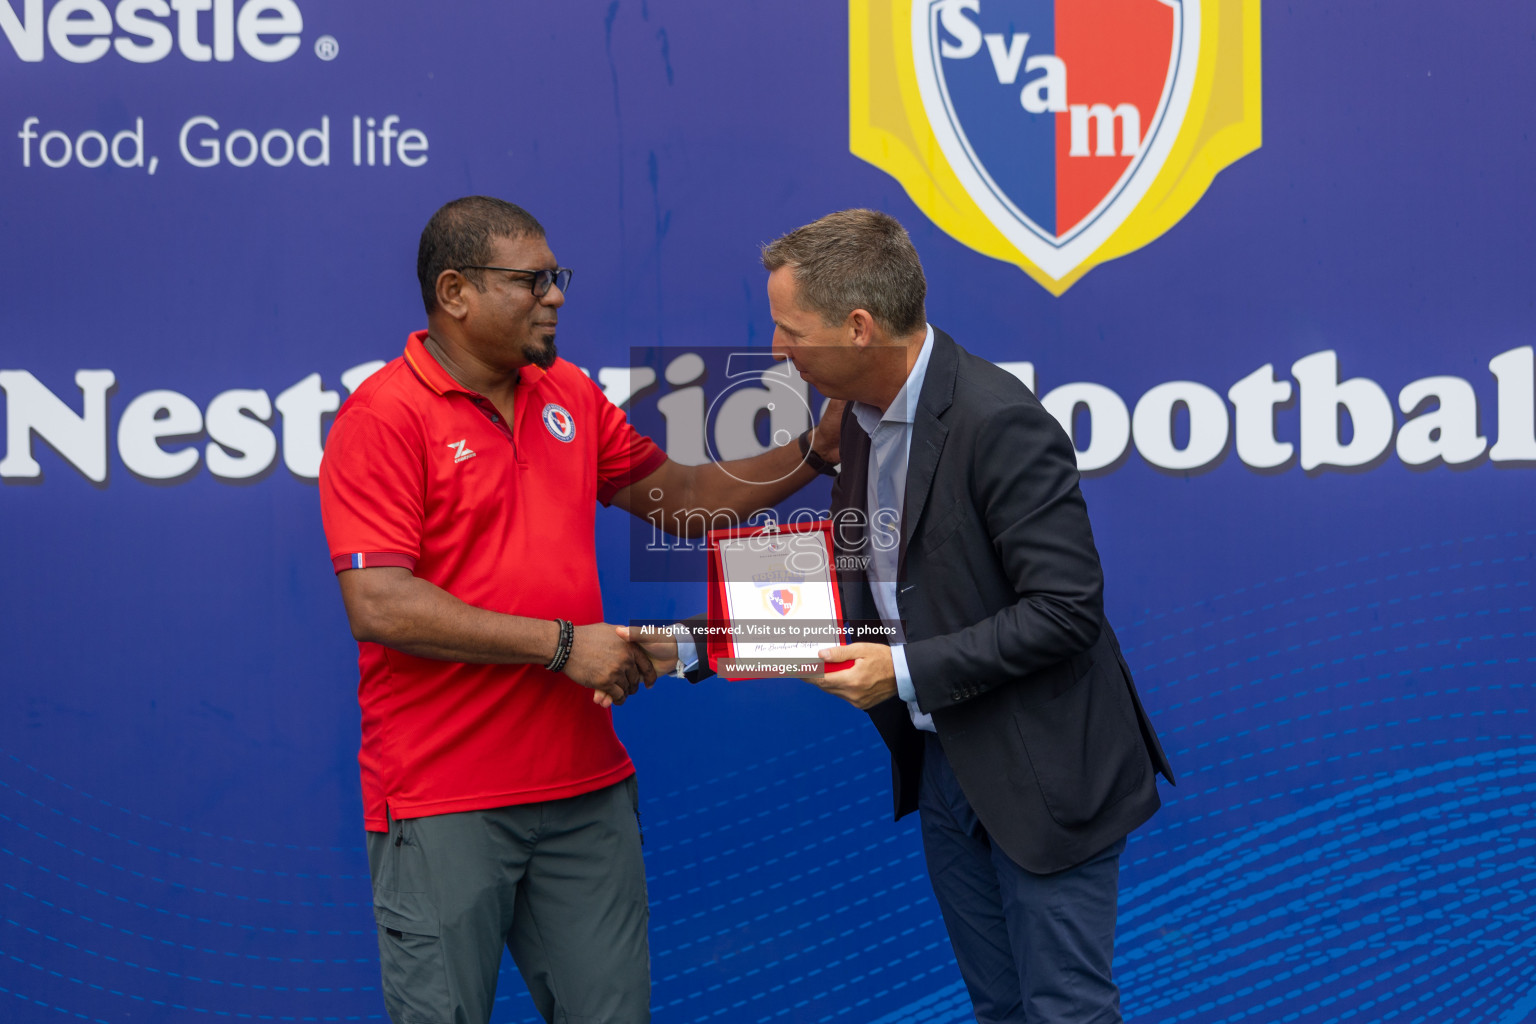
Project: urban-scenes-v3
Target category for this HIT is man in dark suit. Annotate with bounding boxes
[759,209,1175,1023]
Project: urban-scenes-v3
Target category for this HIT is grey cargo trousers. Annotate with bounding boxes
[366,776,650,1023]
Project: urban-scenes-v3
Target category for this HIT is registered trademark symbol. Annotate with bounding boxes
[314,35,339,61]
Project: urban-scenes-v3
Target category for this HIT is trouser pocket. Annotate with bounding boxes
[374,886,451,1024]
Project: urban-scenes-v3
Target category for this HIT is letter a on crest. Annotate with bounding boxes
[850,0,1262,294]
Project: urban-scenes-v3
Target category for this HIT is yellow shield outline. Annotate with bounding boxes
[850,0,1263,295]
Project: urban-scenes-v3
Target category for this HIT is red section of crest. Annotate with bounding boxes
[1054,0,1176,237]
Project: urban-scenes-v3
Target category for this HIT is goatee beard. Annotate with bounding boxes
[525,337,557,370]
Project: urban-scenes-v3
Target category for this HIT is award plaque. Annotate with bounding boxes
[705,520,853,678]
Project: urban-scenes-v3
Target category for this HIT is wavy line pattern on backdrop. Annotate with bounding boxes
[3,533,1530,1022]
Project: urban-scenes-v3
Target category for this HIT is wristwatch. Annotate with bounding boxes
[797,429,839,477]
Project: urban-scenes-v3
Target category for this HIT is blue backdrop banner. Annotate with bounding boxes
[2,1,1533,1021]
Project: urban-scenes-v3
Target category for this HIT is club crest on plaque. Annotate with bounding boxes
[763,586,800,617]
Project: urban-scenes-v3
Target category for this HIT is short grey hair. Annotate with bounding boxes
[761,209,927,336]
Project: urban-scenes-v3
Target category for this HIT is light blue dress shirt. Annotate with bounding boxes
[676,325,937,736]
[673,629,701,676]
[850,325,935,732]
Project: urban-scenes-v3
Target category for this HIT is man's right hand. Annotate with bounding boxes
[615,624,680,675]
[563,622,658,708]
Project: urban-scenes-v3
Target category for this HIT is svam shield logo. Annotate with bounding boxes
[851,0,1261,294]
[763,587,800,617]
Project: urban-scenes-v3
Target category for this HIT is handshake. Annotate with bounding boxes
[568,623,899,713]
[558,623,682,709]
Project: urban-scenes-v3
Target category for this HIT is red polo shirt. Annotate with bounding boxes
[319,332,667,831]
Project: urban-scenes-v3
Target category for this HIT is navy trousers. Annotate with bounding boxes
[919,732,1125,1024]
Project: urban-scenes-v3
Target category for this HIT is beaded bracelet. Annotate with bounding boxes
[546,618,574,673]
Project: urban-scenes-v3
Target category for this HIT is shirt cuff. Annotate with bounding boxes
[674,630,701,677]
[331,551,417,574]
[892,644,915,703]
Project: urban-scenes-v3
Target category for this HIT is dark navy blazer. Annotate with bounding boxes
[833,328,1175,875]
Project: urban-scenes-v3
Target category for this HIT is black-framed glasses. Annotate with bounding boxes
[458,265,574,297]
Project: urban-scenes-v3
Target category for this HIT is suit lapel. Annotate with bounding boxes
[899,329,957,574]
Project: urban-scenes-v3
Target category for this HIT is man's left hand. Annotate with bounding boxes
[808,643,898,710]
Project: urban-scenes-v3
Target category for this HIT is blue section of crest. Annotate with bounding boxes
[936,0,1058,237]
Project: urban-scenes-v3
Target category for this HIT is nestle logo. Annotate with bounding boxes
[2,0,305,64]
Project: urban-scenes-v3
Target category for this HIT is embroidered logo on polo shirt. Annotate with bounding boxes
[446,440,476,463]
[542,403,576,443]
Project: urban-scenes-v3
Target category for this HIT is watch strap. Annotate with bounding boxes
[797,429,839,477]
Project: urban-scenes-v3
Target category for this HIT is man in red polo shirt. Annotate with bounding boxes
[319,196,841,1024]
